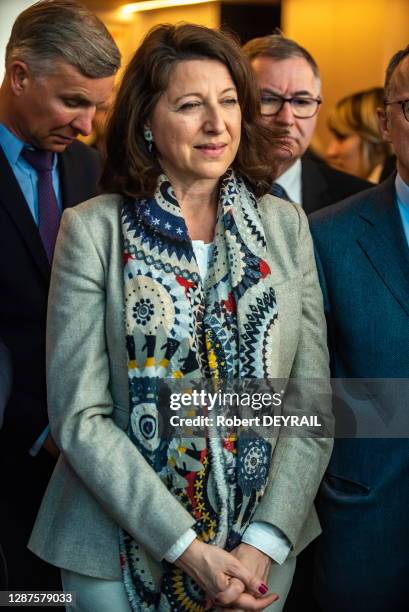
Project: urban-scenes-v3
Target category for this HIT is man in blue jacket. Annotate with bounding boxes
[306,46,409,612]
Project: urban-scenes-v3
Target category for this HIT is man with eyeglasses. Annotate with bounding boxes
[286,46,409,612]
[242,34,371,213]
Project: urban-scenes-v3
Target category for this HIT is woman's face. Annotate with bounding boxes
[149,59,241,189]
[326,132,368,178]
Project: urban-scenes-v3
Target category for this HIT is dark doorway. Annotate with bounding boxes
[220,2,281,45]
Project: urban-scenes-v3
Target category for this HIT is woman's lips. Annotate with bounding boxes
[194,143,227,156]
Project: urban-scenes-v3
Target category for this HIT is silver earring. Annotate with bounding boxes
[143,126,154,153]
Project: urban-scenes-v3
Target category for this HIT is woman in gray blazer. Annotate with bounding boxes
[29,24,332,612]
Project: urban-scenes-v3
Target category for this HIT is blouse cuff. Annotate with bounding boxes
[241,521,291,565]
[164,528,197,563]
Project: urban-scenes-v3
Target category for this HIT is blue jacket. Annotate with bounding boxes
[309,174,409,612]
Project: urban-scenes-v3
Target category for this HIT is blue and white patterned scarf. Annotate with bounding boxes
[120,170,278,611]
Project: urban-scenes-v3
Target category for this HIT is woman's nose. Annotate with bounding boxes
[203,106,225,132]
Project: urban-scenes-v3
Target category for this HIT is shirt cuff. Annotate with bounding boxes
[241,521,291,565]
[164,528,197,563]
[29,424,50,457]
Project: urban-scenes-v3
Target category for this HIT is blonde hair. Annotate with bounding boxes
[328,87,391,175]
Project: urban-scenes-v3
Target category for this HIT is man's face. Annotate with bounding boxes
[11,60,115,152]
[251,55,321,167]
[379,56,409,183]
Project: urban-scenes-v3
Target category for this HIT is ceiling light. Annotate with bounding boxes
[121,0,217,16]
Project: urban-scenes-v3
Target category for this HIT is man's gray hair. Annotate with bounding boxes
[242,32,320,80]
[5,0,121,78]
[384,45,409,101]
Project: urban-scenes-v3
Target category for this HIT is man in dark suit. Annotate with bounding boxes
[0,339,12,432]
[242,34,371,212]
[0,339,11,590]
[0,0,120,591]
[293,46,409,612]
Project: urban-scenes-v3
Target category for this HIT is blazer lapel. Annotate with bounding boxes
[301,157,329,214]
[356,175,409,317]
[0,147,50,284]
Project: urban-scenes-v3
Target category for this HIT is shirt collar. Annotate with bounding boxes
[276,158,302,204]
[395,172,409,212]
[0,122,58,170]
[0,122,25,166]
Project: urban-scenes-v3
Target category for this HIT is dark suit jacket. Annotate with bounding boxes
[309,175,409,611]
[0,139,101,451]
[0,340,12,430]
[301,156,372,215]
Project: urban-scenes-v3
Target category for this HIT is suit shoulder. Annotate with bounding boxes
[66,139,100,162]
[318,163,372,193]
[62,140,101,176]
[309,181,382,233]
[258,192,304,224]
[302,157,372,199]
[63,193,123,227]
[258,193,307,250]
[300,157,372,213]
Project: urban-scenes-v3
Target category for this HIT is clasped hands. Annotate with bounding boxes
[175,540,279,611]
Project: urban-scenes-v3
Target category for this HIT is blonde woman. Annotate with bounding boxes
[326,87,392,182]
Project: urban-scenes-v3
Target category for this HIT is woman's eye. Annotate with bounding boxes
[222,98,238,106]
[332,130,348,141]
[179,101,201,111]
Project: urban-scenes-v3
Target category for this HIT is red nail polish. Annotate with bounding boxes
[259,583,268,594]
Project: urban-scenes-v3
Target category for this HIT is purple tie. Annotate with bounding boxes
[21,147,61,262]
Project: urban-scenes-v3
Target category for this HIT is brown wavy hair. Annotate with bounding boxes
[100,23,277,198]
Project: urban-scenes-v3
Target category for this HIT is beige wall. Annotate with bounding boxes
[102,2,220,72]
[282,0,409,152]
[0,0,37,81]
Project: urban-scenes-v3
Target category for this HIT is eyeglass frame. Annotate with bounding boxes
[384,99,409,122]
[260,93,322,119]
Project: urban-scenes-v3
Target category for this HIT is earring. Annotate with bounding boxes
[143,126,154,153]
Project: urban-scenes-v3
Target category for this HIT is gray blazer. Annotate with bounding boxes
[29,193,333,580]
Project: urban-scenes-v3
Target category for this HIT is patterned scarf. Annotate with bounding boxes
[120,170,278,611]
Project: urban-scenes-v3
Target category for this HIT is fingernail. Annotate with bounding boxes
[259,583,268,594]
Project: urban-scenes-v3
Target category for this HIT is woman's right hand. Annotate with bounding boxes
[174,539,278,609]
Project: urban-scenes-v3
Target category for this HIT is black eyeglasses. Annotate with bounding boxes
[384,99,409,122]
[260,93,322,118]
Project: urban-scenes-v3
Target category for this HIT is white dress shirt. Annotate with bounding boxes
[275,159,302,205]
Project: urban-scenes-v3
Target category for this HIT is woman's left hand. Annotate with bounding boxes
[213,543,276,611]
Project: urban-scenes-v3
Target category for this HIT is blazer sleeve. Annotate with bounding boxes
[46,208,195,561]
[252,205,334,550]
